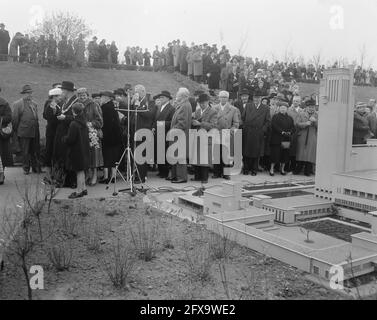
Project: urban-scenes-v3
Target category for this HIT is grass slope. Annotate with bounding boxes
[0,62,201,136]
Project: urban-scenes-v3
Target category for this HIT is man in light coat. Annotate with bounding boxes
[167,88,192,183]
[12,85,41,175]
[367,99,377,138]
[213,91,240,180]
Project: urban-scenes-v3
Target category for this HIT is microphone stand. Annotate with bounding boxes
[109,95,148,196]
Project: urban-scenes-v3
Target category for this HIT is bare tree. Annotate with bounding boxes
[359,44,367,69]
[237,30,249,57]
[29,11,93,41]
[312,50,322,71]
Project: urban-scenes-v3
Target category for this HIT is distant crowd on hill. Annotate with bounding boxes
[1,22,377,90]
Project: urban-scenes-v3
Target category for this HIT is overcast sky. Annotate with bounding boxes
[2,0,377,66]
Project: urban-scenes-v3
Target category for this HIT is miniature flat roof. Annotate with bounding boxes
[206,208,274,222]
[334,170,377,181]
[352,232,377,244]
[224,221,377,265]
[265,195,332,210]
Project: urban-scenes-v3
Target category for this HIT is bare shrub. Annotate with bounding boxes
[208,230,236,261]
[59,211,80,238]
[130,218,159,262]
[46,239,73,272]
[183,241,214,282]
[161,216,175,250]
[82,219,102,253]
[100,238,137,289]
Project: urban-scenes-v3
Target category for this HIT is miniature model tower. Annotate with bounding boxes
[315,67,355,200]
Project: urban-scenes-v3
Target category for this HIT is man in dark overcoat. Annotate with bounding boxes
[0,23,10,61]
[242,95,271,176]
[152,91,175,178]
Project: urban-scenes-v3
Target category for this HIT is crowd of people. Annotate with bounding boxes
[1,79,376,193]
[1,22,377,87]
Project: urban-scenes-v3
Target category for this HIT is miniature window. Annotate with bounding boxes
[213,202,221,208]
[351,190,358,196]
[367,194,373,200]
[313,266,320,275]
[359,192,365,198]
[344,189,350,195]
[325,271,329,279]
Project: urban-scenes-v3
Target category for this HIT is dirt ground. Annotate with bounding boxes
[0,193,346,300]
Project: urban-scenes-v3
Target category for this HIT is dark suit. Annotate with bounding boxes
[130,96,157,182]
[154,102,175,177]
[242,103,271,173]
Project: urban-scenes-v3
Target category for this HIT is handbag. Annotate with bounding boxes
[0,117,13,140]
[281,141,291,149]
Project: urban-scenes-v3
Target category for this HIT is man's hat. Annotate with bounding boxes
[305,99,317,107]
[100,91,115,99]
[153,90,173,100]
[194,90,204,96]
[60,81,76,92]
[0,23,5,27]
[20,85,32,94]
[114,88,126,96]
[240,89,250,96]
[92,93,101,99]
[198,93,210,103]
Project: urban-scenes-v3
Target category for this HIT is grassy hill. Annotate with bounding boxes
[1,61,377,137]
[0,62,201,136]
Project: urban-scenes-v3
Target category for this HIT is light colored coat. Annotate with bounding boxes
[12,98,39,138]
[296,109,318,163]
[192,51,203,76]
[169,100,192,161]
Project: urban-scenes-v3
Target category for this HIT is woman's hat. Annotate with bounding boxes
[60,81,76,92]
[49,88,62,96]
[20,85,32,94]
[77,88,88,95]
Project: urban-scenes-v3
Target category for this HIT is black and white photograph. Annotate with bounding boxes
[1,0,377,307]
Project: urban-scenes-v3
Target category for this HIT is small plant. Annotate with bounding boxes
[59,211,79,238]
[101,238,136,289]
[183,241,214,282]
[83,219,102,253]
[46,240,73,272]
[208,231,236,261]
[130,218,159,262]
[161,216,175,250]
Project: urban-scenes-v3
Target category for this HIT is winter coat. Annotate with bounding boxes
[192,51,203,76]
[353,111,372,144]
[0,97,13,167]
[12,98,40,138]
[296,109,318,163]
[101,100,122,148]
[208,62,221,90]
[0,29,10,54]
[242,103,271,158]
[63,113,90,172]
[270,113,295,145]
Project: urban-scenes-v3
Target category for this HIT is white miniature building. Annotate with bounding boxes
[315,67,377,223]
[203,181,250,215]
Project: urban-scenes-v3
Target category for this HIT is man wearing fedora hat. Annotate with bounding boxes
[153,91,175,178]
[12,85,42,175]
[0,23,10,61]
